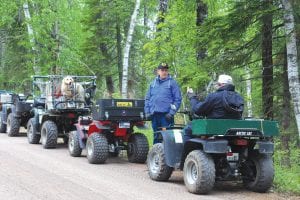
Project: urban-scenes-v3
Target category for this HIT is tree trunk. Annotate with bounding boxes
[121,0,141,98]
[51,20,60,74]
[0,29,6,70]
[280,47,292,167]
[282,47,291,130]
[116,21,122,93]
[245,67,253,117]
[100,44,114,98]
[280,135,291,167]
[156,0,168,32]
[23,2,40,74]
[282,0,300,138]
[196,0,207,60]
[106,76,114,98]
[261,0,273,119]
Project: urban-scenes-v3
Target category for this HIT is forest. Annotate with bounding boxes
[0,0,299,194]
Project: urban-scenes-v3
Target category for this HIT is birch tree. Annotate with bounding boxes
[0,30,6,70]
[23,2,40,74]
[121,0,141,98]
[282,0,300,137]
[245,67,253,117]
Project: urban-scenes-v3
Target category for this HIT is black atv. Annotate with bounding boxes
[0,91,33,136]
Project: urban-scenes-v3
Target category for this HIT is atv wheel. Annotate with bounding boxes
[0,112,6,133]
[41,120,58,149]
[127,133,149,163]
[147,143,173,181]
[242,153,274,192]
[183,150,215,194]
[68,131,82,157]
[27,118,40,144]
[86,133,108,164]
[7,113,20,137]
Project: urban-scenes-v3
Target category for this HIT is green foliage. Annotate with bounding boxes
[143,0,209,91]
[274,141,300,195]
[134,123,153,147]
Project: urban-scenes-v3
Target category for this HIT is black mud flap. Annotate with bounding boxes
[159,129,184,168]
[203,139,228,153]
[256,141,274,154]
[183,138,228,156]
[75,124,86,149]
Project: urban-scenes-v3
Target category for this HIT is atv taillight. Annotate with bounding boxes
[234,139,248,146]
[227,152,233,156]
[68,113,76,118]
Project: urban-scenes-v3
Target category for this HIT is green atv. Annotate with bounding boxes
[147,118,279,194]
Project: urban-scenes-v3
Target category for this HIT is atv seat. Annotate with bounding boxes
[33,97,46,108]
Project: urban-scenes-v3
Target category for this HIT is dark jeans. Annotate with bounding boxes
[152,112,174,144]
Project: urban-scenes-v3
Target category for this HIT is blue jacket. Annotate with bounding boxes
[190,84,244,119]
[145,75,182,116]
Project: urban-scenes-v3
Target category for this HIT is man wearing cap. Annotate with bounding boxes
[184,74,244,141]
[145,63,182,144]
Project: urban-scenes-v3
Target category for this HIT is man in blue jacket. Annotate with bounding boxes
[184,74,244,141]
[188,74,244,119]
[145,63,182,144]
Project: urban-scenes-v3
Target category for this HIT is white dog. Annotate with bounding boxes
[61,76,85,106]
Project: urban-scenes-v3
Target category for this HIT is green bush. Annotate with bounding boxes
[273,143,300,195]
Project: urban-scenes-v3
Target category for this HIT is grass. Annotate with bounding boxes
[134,121,154,147]
[273,146,300,195]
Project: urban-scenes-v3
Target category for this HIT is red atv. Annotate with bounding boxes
[68,99,149,164]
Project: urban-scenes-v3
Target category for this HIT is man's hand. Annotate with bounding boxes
[145,113,152,120]
[187,87,196,99]
[165,113,173,122]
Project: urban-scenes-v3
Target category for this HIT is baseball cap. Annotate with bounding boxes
[217,74,233,85]
[157,63,169,69]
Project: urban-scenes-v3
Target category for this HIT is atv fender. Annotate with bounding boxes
[184,138,228,154]
[2,105,16,124]
[256,141,274,154]
[1,108,8,124]
[31,109,42,131]
[157,129,184,168]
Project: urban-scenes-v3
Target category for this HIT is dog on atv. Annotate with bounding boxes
[60,76,85,108]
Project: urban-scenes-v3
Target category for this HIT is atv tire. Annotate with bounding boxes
[0,112,6,133]
[242,153,274,193]
[127,133,149,163]
[147,143,173,181]
[86,133,108,164]
[183,150,215,194]
[41,120,58,149]
[7,113,20,137]
[68,131,82,157]
[27,118,40,144]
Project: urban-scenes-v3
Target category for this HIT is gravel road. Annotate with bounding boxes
[0,133,299,200]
